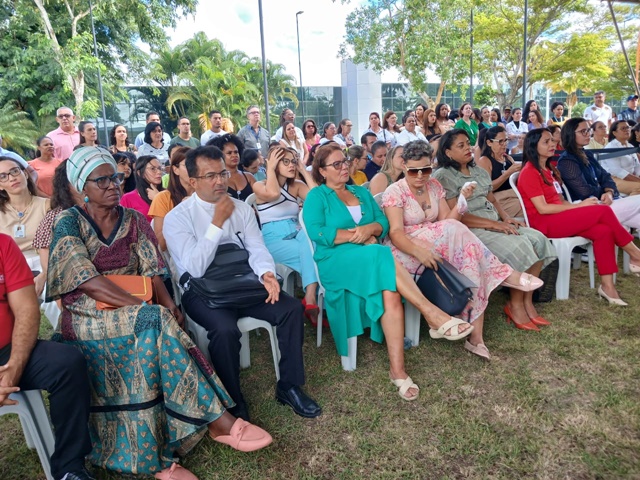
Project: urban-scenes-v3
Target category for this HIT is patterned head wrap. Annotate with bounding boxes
[66,146,117,192]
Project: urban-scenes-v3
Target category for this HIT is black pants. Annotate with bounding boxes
[182,290,305,408]
[0,340,92,480]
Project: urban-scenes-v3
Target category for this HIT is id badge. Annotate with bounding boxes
[256,142,261,150]
[553,181,563,194]
[13,224,26,238]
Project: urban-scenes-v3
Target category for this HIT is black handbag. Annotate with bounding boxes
[415,259,476,319]
[180,240,268,309]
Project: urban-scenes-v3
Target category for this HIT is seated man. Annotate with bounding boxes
[164,146,321,422]
[0,233,93,480]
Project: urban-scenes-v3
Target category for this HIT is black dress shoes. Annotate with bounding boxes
[59,469,96,480]
[275,385,322,418]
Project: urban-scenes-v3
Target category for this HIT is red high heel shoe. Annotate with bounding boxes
[301,299,328,328]
[504,305,540,331]
[529,316,551,327]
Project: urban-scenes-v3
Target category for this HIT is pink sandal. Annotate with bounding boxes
[155,463,198,480]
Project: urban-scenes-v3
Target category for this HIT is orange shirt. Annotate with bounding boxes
[29,157,63,197]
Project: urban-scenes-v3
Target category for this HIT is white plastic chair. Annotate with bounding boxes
[361,182,370,190]
[510,172,595,300]
[246,193,300,296]
[0,390,55,480]
[184,311,281,381]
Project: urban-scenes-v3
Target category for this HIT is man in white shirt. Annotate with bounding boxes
[583,91,613,129]
[164,146,321,422]
[134,111,172,148]
[200,110,224,146]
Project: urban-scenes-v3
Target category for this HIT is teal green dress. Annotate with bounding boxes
[454,119,479,146]
[303,184,396,356]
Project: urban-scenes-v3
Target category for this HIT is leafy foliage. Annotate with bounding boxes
[0,102,41,154]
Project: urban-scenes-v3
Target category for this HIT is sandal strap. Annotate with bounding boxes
[396,376,419,397]
[436,317,466,336]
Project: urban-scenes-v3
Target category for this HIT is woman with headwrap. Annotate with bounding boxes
[47,147,272,480]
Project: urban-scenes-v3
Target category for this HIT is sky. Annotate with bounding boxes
[167,0,401,87]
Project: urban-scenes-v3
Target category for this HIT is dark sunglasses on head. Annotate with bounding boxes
[405,166,433,176]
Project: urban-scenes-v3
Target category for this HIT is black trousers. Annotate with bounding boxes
[0,340,92,480]
[182,290,306,408]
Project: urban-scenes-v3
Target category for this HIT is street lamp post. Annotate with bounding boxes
[258,0,270,131]
[522,0,528,108]
[89,0,109,145]
[296,11,305,119]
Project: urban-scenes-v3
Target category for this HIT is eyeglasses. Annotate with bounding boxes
[85,172,124,189]
[57,114,72,119]
[281,158,299,166]
[0,167,22,183]
[617,127,631,132]
[405,166,433,176]
[194,170,232,181]
[248,111,260,115]
[576,128,592,136]
[344,124,353,127]
[490,139,509,146]
[326,159,353,170]
[147,165,165,174]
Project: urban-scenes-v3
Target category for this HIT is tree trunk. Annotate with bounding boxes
[434,80,446,106]
[71,71,85,119]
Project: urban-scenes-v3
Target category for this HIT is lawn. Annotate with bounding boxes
[1,257,639,480]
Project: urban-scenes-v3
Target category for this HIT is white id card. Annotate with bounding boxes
[256,142,261,150]
[553,181,563,194]
[13,224,26,238]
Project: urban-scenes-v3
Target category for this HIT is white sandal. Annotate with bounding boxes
[389,375,420,401]
[429,317,473,341]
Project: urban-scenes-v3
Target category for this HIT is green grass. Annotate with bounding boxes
[2,255,640,479]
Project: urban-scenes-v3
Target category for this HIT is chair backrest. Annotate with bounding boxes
[508,171,531,227]
[561,182,574,203]
[373,192,384,208]
[298,209,326,291]
[245,193,257,208]
[361,182,370,190]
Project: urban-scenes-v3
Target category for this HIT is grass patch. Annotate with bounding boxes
[1,255,639,479]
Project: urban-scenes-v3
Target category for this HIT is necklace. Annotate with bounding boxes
[7,196,33,219]
[413,187,431,210]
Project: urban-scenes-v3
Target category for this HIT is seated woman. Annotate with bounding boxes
[279,120,308,164]
[422,109,442,140]
[209,133,256,201]
[518,128,640,305]
[383,141,536,359]
[241,148,266,181]
[113,151,137,193]
[149,146,193,251]
[0,157,50,296]
[527,110,546,130]
[303,143,476,401]
[252,146,321,324]
[76,121,100,148]
[454,103,479,147]
[586,121,608,150]
[109,123,137,154]
[491,108,505,128]
[435,103,455,133]
[48,147,272,480]
[396,115,427,146]
[29,136,62,197]
[478,106,495,131]
[347,146,368,185]
[121,155,165,222]
[433,130,554,331]
[603,120,640,196]
[477,126,523,217]
[370,145,405,196]
[558,118,640,230]
[319,122,346,148]
[138,121,170,164]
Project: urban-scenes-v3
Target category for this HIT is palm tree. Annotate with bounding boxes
[0,102,40,154]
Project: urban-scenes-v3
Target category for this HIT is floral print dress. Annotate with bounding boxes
[382,178,512,322]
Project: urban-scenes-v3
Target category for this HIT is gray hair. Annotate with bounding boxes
[56,106,74,116]
[246,105,259,115]
[594,90,605,96]
[401,140,433,162]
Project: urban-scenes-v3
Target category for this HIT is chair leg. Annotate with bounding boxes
[316,292,324,348]
[555,244,572,300]
[623,250,631,274]
[239,331,251,369]
[587,244,595,288]
[404,302,421,347]
[265,326,281,381]
[341,337,357,371]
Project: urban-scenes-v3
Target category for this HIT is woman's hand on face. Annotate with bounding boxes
[488,221,519,235]
[415,247,441,270]
[348,224,375,244]
[146,184,159,201]
[295,155,307,175]
[266,148,284,172]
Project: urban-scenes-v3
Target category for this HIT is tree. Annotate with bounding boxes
[339,0,472,106]
[531,33,614,117]
[22,0,197,117]
[0,102,40,154]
